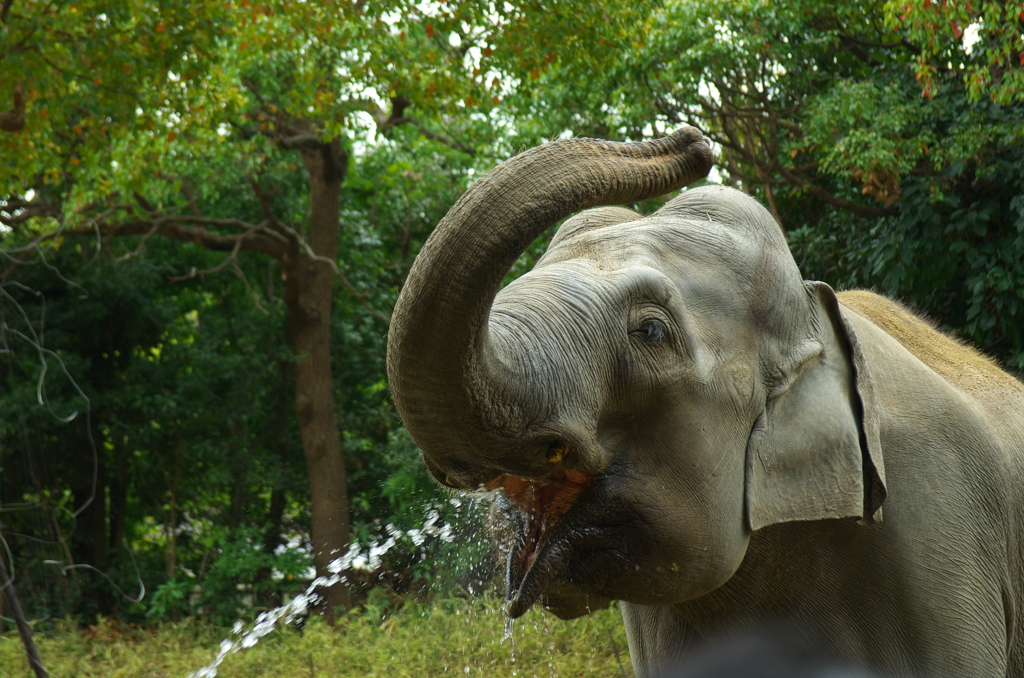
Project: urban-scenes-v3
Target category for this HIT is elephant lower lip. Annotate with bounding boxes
[501,468,589,618]
[506,535,566,618]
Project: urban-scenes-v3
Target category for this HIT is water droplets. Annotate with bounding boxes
[188,499,470,677]
[503,614,516,663]
[187,596,312,678]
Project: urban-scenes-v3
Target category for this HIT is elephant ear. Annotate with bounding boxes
[745,281,886,531]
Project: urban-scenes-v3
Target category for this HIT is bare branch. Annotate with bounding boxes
[110,222,160,263]
[0,541,50,678]
[61,216,290,261]
[410,122,476,157]
[180,180,202,217]
[338,273,391,324]
[167,235,244,282]
[368,97,477,157]
[249,167,314,242]
[772,161,900,218]
[132,191,157,213]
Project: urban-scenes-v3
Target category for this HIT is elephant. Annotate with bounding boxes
[386,127,1024,677]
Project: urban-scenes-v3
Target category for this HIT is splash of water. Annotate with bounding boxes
[187,503,461,678]
[503,614,516,663]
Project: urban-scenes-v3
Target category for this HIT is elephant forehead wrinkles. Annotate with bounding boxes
[486,266,634,411]
[491,269,623,360]
[539,220,766,318]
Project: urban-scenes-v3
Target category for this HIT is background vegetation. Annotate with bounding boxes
[0,597,634,677]
[1,0,1021,674]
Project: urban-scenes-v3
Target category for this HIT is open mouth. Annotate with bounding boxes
[492,466,590,618]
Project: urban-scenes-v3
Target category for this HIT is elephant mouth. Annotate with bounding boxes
[494,466,591,618]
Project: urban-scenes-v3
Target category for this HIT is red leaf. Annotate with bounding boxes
[425,23,434,38]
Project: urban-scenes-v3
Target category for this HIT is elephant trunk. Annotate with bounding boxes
[386,128,714,486]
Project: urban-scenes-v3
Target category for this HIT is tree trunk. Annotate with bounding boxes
[286,139,351,619]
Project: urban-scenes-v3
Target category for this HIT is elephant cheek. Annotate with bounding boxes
[632,473,751,602]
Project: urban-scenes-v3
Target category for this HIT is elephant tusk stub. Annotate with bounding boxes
[498,466,590,618]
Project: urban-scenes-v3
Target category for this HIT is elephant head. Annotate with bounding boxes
[386,128,885,621]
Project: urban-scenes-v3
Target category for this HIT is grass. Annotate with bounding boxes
[0,595,634,677]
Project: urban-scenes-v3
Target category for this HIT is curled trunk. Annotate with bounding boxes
[387,128,714,486]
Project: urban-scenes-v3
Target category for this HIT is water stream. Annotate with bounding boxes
[503,614,517,665]
[187,501,467,678]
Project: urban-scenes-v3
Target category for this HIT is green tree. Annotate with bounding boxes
[1,0,495,616]
[0,241,308,622]
[486,0,1024,367]
[887,0,1024,105]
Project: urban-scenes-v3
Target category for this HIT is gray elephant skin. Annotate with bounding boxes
[386,128,1024,677]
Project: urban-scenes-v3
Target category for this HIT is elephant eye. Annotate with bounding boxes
[631,318,667,344]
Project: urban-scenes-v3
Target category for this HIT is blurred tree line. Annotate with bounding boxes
[1,0,1021,627]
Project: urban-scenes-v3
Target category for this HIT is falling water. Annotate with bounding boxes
[187,502,463,678]
[503,614,517,665]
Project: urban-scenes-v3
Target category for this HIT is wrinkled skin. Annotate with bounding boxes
[386,130,1024,677]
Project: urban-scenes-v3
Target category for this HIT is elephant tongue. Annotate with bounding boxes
[501,468,588,617]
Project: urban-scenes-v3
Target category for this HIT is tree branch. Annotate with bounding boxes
[278,133,324,150]
[0,541,49,678]
[61,216,289,260]
[0,194,60,226]
[772,162,900,218]
[338,273,391,324]
[410,121,476,157]
[167,235,244,282]
[368,97,476,157]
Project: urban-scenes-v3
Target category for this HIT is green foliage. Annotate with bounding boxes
[2,0,508,625]
[0,0,498,217]
[147,576,193,622]
[183,526,312,625]
[791,93,1024,368]
[884,0,1024,104]
[0,596,634,677]
[0,0,229,200]
[490,0,1024,370]
[0,240,313,621]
